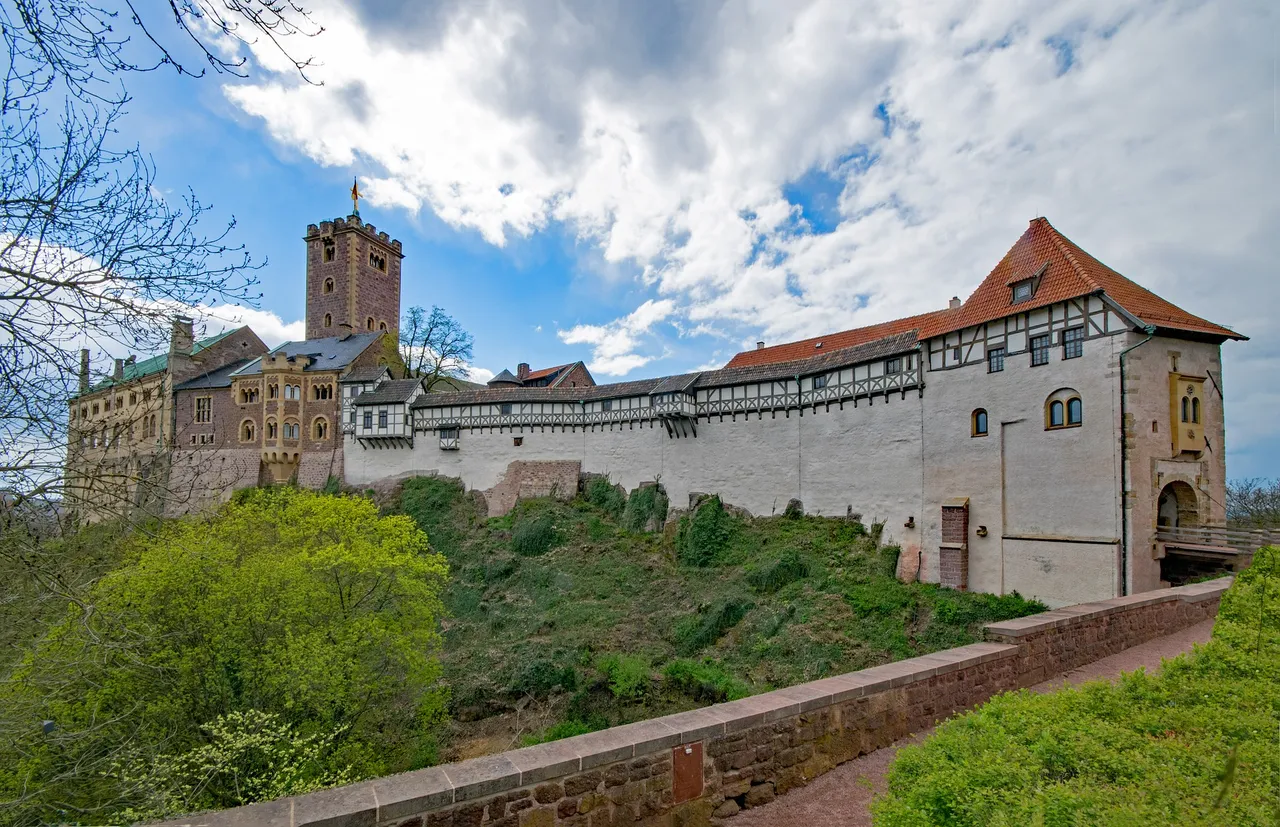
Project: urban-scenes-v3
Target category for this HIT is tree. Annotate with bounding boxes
[0,1,319,523]
[0,487,449,824]
[1226,478,1280,528]
[399,305,475,390]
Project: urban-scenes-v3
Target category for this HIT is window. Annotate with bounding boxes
[284,421,299,440]
[143,389,151,403]
[80,405,87,419]
[602,399,613,411]
[1180,396,1190,423]
[92,402,99,416]
[312,383,333,401]
[439,427,459,450]
[379,321,388,332]
[987,347,1005,373]
[1067,397,1082,426]
[369,250,386,271]
[194,396,212,423]
[324,313,332,328]
[813,374,827,389]
[363,410,373,429]
[104,398,111,412]
[313,418,328,440]
[129,392,136,405]
[366,317,375,330]
[885,357,903,375]
[1030,334,1050,366]
[1046,388,1082,430]
[972,408,989,437]
[323,243,336,262]
[240,420,256,442]
[1191,397,1201,424]
[283,384,301,401]
[500,403,512,415]
[323,278,334,294]
[378,410,388,429]
[1062,326,1084,359]
[1012,280,1034,303]
[513,436,523,447]
[266,418,278,439]
[268,383,278,399]
[952,346,962,362]
[349,408,357,424]
[116,395,123,408]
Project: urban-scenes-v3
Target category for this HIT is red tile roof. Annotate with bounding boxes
[724,309,956,368]
[727,217,1244,368]
[525,363,570,381]
[918,217,1244,341]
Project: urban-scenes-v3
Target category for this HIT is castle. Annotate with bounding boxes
[68,212,1247,607]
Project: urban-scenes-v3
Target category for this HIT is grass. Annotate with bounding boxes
[391,476,1047,758]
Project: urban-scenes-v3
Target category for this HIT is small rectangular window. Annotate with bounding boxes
[500,403,512,415]
[1063,326,1084,359]
[378,410,388,429]
[602,399,613,411]
[885,357,903,375]
[194,396,212,424]
[987,347,1005,373]
[1012,280,1034,303]
[1030,334,1050,366]
[812,375,827,389]
[363,410,372,429]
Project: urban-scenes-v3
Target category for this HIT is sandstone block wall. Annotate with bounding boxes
[155,577,1228,827]
[483,460,583,517]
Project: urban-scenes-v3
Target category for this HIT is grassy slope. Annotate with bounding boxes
[392,477,1046,758]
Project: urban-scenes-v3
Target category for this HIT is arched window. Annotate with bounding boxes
[313,417,328,440]
[971,408,988,437]
[240,420,256,442]
[324,313,332,328]
[283,421,299,440]
[379,321,388,332]
[1181,396,1190,423]
[1046,388,1082,430]
[1191,397,1200,424]
[366,317,375,330]
[266,418,278,439]
[323,278,334,294]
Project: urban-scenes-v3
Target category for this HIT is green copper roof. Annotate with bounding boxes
[83,329,238,395]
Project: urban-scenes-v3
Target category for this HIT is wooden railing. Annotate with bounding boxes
[1155,526,1280,556]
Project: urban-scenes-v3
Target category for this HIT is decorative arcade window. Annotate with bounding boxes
[972,408,989,437]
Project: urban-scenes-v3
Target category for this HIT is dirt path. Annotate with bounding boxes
[729,619,1216,827]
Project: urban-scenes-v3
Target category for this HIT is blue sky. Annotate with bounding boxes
[114,0,1276,477]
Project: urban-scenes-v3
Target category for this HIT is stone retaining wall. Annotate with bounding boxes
[157,578,1228,827]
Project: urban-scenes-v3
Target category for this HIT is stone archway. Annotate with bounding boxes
[1157,480,1200,530]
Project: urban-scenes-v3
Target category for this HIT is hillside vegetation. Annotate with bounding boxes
[393,476,1046,756]
[874,549,1279,826]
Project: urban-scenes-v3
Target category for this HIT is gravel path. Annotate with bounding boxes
[729,619,1216,827]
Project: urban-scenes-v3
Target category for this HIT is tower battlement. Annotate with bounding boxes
[302,214,403,340]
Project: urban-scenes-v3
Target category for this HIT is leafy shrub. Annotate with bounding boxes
[512,511,561,557]
[400,476,467,554]
[746,548,811,594]
[676,495,733,566]
[521,719,597,746]
[845,579,915,617]
[583,476,626,518]
[321,475,342,495]
[674,597,753,654]
[595,653,652,701]
[509,657,578,697]
[623,484,669,532]
[663,659,751,702]
[874,552,1278,826]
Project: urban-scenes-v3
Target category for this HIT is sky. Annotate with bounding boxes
[117,0,1277,477]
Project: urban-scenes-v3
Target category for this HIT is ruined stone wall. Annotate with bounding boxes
[153,577,1227,827]
[482,460,582,517]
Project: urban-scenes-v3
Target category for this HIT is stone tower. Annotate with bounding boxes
[303,215,403,340]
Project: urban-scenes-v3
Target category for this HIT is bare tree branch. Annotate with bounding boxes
[399,305,475,391]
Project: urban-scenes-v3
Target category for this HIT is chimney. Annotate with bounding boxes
[756,341,765,350]
[79,349,90,393]
[170,316,194,355]
[948,296,962,310]
[113,358,124,381]
[126,355,136,368]
[517,363,530,380]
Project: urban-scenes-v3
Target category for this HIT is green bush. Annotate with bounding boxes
[400,476,467,554]
[595,653,652,701]
[674,597,753,655]
[321,475,342,495]
[508,657,578,698]
[677,495,733,566]
[874,552,1279,826]
[623,484,669,532]
[583,476,627,518]
[746,547,811,594]
[662,658,751,702]
[512,511,561,557]
[521,719,597,746]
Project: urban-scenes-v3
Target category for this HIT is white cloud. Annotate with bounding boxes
[468,366,496,384]
[557,298,675,375]
[224,0,1278,470]
[198,306,304,348]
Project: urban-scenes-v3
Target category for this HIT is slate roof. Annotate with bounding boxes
[352,378,423,405]
[487,369,522,385]
[231,332,382,376]
[916,218,1245,341]
[341,366,392,384]
[725,310,954,369]
[173,358,258,391]
[82,328,243,394]
[413,331,918,408]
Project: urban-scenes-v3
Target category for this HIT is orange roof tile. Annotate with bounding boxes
[725,309,956,368]
[525,363,570,381]
[917,217,1245,341]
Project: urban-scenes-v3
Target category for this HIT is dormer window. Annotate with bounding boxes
[1011,279,1035,303]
